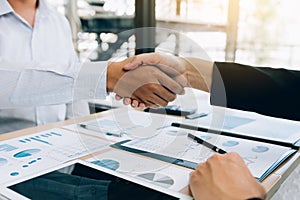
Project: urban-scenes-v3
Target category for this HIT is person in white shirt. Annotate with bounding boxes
[2,1,185,199]
[0,0,184,133]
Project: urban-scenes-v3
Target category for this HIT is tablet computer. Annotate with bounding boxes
[2,160,192,200]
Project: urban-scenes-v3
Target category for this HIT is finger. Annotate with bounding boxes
[142,98,161,109]
[131,99,139,107]
[196,162,206,171]
[115,94,123,101]
[128,95,150,108]
[154,87,176,102]
[123,98,132,105]
[225,152,249,168]
[124,53,160,70]
[138,103,146,109]
[173,74,188,88]
[131,99,147,109]
[125,53,186,79]
[157,71,184,95]
[134,102,146,110]
[148,93,169,107]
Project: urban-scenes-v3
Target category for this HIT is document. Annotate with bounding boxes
[86,149,192,192]
[0,128,109,185]
[116,127,296,181]
[181,110,300,144]
[64,109,184,141]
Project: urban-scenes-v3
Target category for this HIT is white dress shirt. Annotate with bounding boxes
[0,0,108,132]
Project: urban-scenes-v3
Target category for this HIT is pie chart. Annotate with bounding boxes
[252,146,269,153]
[137,173,174,188]
[0,158,8,166]
[222,140,239,147]
[13,149,41,158]
[91,159,120,171]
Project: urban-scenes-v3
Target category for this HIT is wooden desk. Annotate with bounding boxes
[1,108,299,199]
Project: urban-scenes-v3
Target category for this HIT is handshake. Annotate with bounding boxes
[106,53,213,108]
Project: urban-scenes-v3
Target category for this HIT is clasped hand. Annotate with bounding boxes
[107,53,190,108]
[108,52,208,108]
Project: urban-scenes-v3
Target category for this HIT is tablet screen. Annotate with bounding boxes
[8,162,180,200]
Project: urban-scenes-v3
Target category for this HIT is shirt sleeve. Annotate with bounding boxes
[0,61,108,109]
[210,62,300,121]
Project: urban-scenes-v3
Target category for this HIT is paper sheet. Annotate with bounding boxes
[122,127,293,179]
[0,128,109,185]
[181,111,300,143]
[86,149,192,192]
[64,110,184,141]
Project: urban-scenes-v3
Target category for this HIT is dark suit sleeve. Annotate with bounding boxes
[210,62,300,121]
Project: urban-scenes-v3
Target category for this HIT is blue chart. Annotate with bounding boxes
[0,144,18,152]
[223,115,255,130]
[13,149,41,158]
[252,146,269,153]
[91,159,120,171]
[0,157,8,166]
[19,132,62,145]
[10,172,19,176]
[137,173,174,188]
[22,157,42,168]
[222,140,239,147]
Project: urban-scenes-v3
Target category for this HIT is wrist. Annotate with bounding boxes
[181,58,213,92]
[246,181,266,200]
[106,60,127,93]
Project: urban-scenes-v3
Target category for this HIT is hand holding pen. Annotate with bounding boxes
[187,133,227,154]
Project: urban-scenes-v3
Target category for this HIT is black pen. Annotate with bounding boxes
[79,124,122,137]
[187,133,227,154]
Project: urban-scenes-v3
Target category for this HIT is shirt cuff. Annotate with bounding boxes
[73,61,108,101]
[210,62,228,107]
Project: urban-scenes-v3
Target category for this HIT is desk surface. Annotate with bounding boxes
[1,107,299,199]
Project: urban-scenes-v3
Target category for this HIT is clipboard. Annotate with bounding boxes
[111,124,298,182]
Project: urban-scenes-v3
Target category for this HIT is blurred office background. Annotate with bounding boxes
[45,1,300,199]
[48,0,300,70]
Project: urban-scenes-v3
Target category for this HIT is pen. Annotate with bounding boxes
[187,133,227,154]
[79,124,122,137]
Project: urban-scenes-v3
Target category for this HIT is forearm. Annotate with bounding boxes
[210,62,300,120]
[0,61,108,108]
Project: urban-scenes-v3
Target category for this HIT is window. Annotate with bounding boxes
[157,0,300,69]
